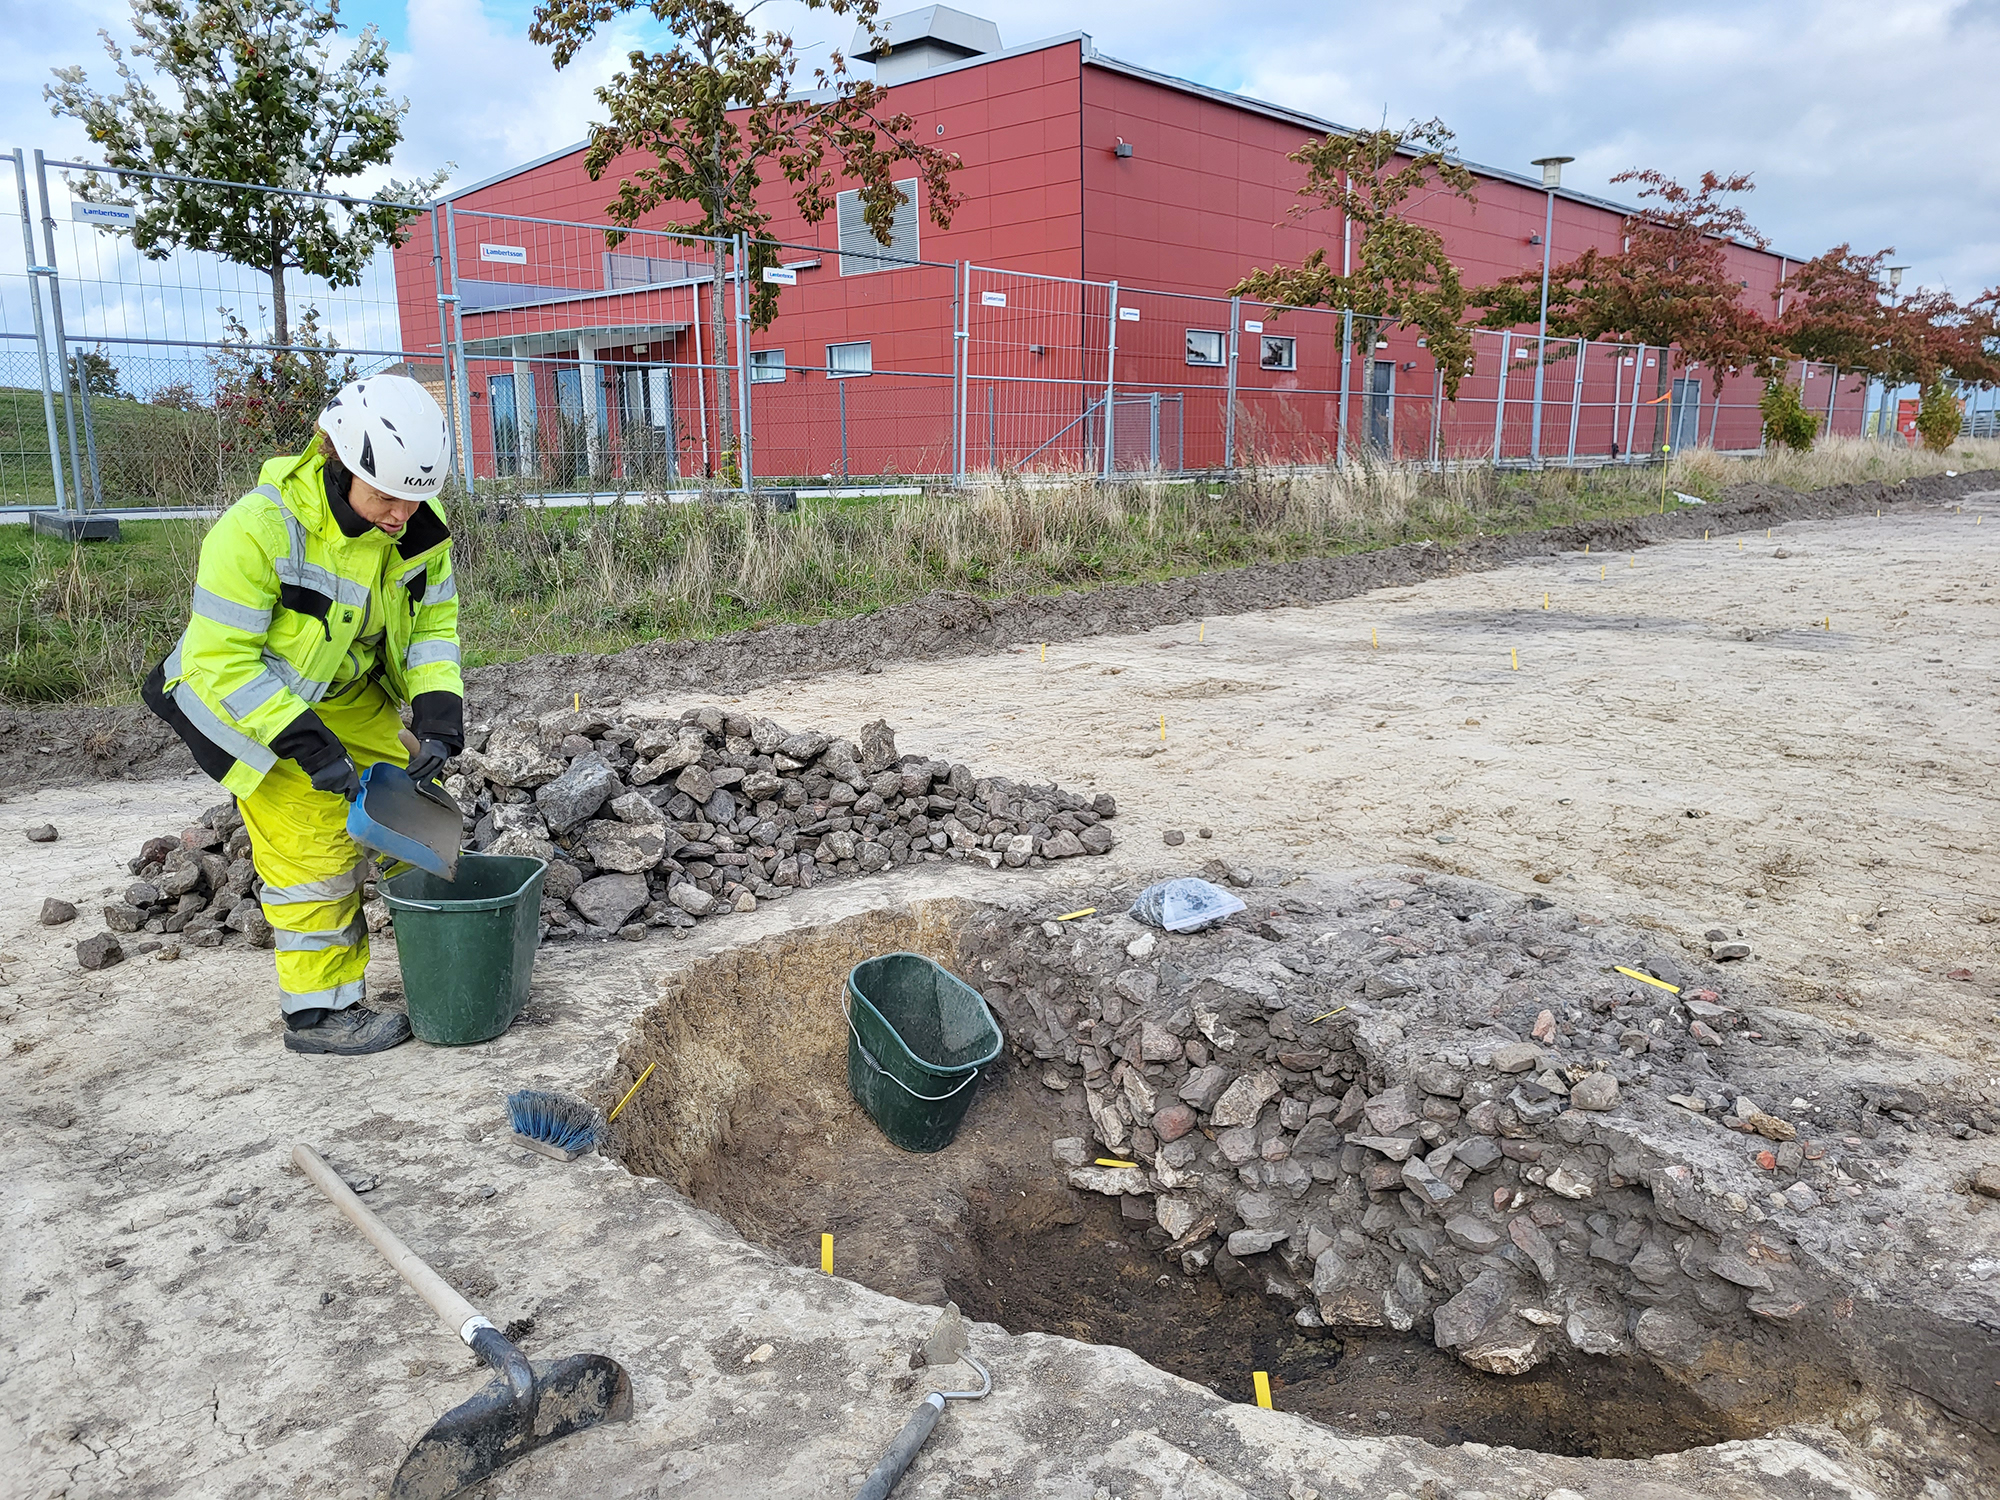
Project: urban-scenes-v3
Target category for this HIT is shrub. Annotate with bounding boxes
[1915,381,1962,453]
[1759,376,1817,452]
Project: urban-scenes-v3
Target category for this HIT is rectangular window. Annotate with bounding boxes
[750,349,787,384]
[1185,330,1224,366]
[836,179,920,275]
[1259,335,1296,371]
[827,341,873,377]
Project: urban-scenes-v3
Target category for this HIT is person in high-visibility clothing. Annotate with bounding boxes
[144,374,463,1055]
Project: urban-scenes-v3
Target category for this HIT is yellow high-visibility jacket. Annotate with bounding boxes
[148,443,463,798]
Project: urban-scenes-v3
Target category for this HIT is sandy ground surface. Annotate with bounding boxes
[3,496,1996,1500]
[684,495,2000,1066]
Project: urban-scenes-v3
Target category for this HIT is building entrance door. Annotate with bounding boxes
[1367,360,1395,451]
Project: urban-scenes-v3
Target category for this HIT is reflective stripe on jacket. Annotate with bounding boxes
[162,444,462,797]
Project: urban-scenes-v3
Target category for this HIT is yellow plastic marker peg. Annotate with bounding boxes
[1371,627,1378,649]
[1095,1158,1139,1169]
[1629,556,1636,568]
[1585,542,1590,554]
[1510,649,1519,671]
[607,1060,658,1123]
[1824,617,1830,630]
[1766,528,1771,538]
[822,1234,834,1274]
[1600,564,1605,579]
[1543,592,1550,610]
[1055,907,1096,921]
[573,692,580,711]
[1199,622,1206,642]
[1614,965,1682,996]
[1254,1371,1274,1409]
[1703,529,1709,541]
[1306,1004,1349,1024]
[1159,713,1167,742]
[1040,643,1046,662]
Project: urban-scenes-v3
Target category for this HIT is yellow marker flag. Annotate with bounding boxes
[1253,1371,1273,1409]
[822,1234,833,1274]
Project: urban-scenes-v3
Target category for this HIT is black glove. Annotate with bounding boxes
[407,738,452,783]
[310,756,363,801]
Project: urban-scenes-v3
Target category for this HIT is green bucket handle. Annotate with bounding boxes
[842,995,981,1103]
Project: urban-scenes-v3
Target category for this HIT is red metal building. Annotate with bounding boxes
[394,11,1862,484]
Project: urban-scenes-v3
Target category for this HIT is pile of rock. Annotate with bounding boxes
[452,705,1116,942]
[42,800,271,970]
[963,871,1965,1392]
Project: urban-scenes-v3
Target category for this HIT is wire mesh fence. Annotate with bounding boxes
[0,146,1930,518]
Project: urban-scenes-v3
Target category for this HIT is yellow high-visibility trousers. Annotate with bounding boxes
[240,681,409,1017]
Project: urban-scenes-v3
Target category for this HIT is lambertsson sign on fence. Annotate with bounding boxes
[479,243,527,265]
[72,202,137,228]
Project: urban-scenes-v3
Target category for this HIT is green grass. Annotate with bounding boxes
[0,385,253,510]
[5,437,1993,706]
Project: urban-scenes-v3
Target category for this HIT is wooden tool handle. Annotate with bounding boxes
[293,1142,487,1345]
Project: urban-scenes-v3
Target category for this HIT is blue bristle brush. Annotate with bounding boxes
[505,1089,603,1161]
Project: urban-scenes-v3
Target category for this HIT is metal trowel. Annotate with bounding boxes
[348,761,464,880]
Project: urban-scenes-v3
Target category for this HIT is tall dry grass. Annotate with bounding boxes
[1672,433,2000,494]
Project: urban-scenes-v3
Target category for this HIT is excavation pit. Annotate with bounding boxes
[599,882,1995,1468]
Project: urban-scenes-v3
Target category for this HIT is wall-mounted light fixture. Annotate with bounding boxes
[1113,139,1133,158]
[1029,344,1046,355]
[1527,233,1542,245]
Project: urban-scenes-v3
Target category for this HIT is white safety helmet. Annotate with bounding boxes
[318,374,451,501]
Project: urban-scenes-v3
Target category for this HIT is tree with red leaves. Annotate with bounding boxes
[1473,170,1773,452]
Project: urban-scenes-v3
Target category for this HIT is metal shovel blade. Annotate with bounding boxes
[389,1353,633,1500]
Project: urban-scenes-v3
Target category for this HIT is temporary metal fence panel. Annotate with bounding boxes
[741,238,959,483]
[961,264,1115,473]
[433,207,738,493]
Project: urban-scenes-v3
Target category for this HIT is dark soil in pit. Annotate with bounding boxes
[680,1051,1762,1460]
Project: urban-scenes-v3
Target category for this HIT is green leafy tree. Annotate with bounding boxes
[1758,374,1816,451]
[529,0,963,467]
[1474,170,1773,451]
[1231,118,1479,399]
[1914,379,1961,452]
[46,0,447,351]
[68,345,125,399]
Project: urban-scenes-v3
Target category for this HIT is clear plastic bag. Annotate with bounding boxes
[1129,877,1246,933]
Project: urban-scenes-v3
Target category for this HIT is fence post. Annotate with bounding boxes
[1224,294,1240,472]
[10,149,68,519]
[31,151,91,515]
[1337,308,1352,469]
[1430,369,1442,468]
[1103,280,1119,481]
[1491,331,1511,460]
[1824,363,1838,436]
[734,234,752,495]
[1624,345,1645,460]
[838,375,848,480]
[952,259,967,483]
[1566,337,1584,465]
[442,202,477,493]
[34,153,103,512]
[428,207,461,484]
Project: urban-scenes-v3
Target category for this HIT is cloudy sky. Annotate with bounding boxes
[6,0,1996,301]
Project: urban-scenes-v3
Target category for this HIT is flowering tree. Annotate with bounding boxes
[530,0,962,465]
[47,0,446,351]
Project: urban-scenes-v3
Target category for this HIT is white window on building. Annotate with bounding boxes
[1259,335,1296,371]
[1185,330,1224,366]
[836,179,920,275]
[827,341,873,377]
[750,349,787,384]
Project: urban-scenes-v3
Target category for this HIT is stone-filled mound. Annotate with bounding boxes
[450,705,1115,940]
[89,708,1116,964]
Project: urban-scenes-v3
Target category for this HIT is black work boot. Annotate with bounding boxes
[283,1005,413,1055]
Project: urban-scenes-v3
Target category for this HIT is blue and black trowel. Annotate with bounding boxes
[347,762,464,880]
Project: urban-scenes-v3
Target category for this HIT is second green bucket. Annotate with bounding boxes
[382,853,546,1045]
[846,953,1003,1152]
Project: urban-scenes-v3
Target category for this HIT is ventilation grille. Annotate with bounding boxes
[837,180,920,276]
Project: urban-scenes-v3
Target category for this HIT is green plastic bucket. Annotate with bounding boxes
[382,854,546,1045]
[845,953,1003,1153]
